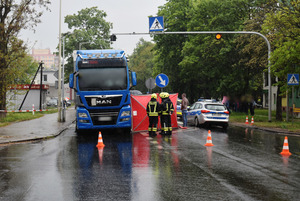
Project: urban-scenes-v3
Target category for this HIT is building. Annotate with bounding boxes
[263,73,277,111]
[35,70,72,102]
[35,70,58,101]
[282,87,300,118]
[31,49,59,70]
[6,84,49,110]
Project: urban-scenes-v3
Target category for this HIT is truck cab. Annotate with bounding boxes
[69,50,137,133]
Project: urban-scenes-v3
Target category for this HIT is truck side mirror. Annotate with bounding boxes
[131,71,137,87]
[69,74,74,88]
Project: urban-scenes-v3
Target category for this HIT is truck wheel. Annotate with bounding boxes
[124,128,132,135]
[75,121,83,134]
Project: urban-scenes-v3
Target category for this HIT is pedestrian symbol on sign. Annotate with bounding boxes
[149,16,164,32]
[287,74,299,86]
[288,75,298,84]
[150,18,163,30]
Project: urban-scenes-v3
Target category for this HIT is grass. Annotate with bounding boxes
[1,107,299,133]
[0,109,58,127]
[230,108,300,133]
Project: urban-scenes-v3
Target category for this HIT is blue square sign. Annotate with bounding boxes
[149,16,164,32]
[287,74,299,85]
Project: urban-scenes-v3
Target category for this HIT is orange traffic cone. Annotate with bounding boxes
[250,116,254,125]
[96,131,105,148]
[205,130,214,147]
[280,136,291,156]
[245,116,249,124]
[98,147,104,165]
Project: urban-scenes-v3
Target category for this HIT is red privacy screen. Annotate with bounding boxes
[131,93,178,132]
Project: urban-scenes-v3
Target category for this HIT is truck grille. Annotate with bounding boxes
[85,95,123,107]
[87,109,119,125]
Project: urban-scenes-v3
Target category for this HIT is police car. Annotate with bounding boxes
[187,100,230,129]
[176,98,182,119]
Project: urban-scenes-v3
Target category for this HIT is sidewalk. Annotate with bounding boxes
[0,108,76,145]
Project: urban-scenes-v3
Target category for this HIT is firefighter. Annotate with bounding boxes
[146,93,160,137]
[160,92,174,135]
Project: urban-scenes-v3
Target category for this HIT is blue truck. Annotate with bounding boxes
[69,49,137,133]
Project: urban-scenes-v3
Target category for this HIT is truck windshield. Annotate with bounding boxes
[78,67,127,91]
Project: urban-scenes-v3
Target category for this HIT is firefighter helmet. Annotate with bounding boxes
[159,92,166,98]
[151,93,157,99]
[164,92,169,98]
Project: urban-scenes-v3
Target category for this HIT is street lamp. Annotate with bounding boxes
[58,0,63,122]
[79,42,89,50]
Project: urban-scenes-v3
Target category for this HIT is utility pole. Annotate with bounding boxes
[58,0,64,122]
[62,35,66,122]
[39,62,43,110]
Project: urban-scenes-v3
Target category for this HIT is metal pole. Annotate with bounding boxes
[58,0,62,122]
[292,86,294,125]
[113,31,272,121]
[19,62,42,110]
[286,89,289,122]
[79,42,89,50]
[39,62,43,110]
[62,36,66,121]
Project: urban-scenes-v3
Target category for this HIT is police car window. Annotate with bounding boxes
[199,103,203,109]
[205,104,226,111]
[195,103,201,109]
[190,103,196,110]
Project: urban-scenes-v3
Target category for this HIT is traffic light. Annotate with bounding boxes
[215,33,222,40]
[110,34,117,41]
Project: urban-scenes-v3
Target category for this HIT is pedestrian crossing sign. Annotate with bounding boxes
[149,16,164,32]
[287,74,299,85]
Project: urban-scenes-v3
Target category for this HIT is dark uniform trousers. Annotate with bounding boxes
[161,100,174,135]
[147,100,159,135]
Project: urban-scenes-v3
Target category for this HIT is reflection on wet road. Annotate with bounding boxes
[0,125,300,201]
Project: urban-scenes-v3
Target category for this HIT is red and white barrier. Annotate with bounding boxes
[0,109,50,113]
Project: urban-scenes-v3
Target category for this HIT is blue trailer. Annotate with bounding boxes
[69,49,137,133]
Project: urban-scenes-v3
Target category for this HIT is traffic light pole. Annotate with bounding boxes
[112,31,272,121]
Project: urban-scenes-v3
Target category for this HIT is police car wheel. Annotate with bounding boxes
[194,118,199,127]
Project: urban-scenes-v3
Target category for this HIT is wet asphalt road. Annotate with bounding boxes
[0,124,300,201]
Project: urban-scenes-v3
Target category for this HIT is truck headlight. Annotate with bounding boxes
[121,118,130,122]
[78,113,88,118]
[121,111,130,117]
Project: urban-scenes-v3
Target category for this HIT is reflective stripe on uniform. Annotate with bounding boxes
[149,127,157,131]
[162,103,169,115]
[148,101,158,116]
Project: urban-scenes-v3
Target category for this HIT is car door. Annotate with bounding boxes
[187,103,196,124]
[187,103,201,124]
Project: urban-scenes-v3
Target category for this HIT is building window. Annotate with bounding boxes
[43,75,47,82]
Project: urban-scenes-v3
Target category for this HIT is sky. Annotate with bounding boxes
[20,0,167,56]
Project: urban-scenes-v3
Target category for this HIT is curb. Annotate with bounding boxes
[229,122,300,136]
[0,120,75,146]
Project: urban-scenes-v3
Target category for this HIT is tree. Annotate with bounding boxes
[6,54,39,109]
[0,0,50,117]
[153,0,191,94]
[262,0,300,120]
[179,0,251,102]
[233,0,278,100]
[129,38,155,93]
[62,7,112,82]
